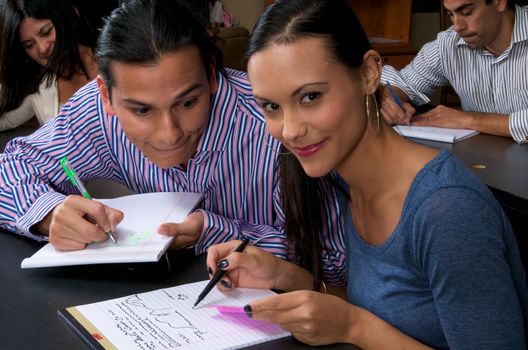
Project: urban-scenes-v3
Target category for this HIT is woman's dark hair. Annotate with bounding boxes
[246,0,371,288]
[97,0,223,96]
[0,0,98,114]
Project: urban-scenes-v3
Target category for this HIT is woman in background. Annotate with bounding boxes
[206,0,528,348]
[0,0,98,131]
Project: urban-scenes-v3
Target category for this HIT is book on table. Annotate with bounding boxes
[21,192,203,269]
[58,280,291,350]
[394,125,479,143]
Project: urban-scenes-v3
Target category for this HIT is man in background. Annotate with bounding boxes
[381,0,528,143]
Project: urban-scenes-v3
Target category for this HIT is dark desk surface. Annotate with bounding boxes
[0,231,355,350]
[412,134,528,208]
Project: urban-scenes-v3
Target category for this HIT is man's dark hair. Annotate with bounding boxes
[97,0,222,94]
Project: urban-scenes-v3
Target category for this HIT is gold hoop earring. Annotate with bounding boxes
[365,94,380,135]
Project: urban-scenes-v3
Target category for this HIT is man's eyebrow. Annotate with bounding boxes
[174,83,203,100]
[451,3,474,14]
[120,83,204,106]
[121,97,152,106]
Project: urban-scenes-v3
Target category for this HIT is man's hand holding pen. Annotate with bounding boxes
[37,196,123,251]
[380,83,416,125]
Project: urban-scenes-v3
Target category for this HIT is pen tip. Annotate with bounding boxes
[108,232,117,244]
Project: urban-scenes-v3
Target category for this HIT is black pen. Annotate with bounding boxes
[193,238,250,308]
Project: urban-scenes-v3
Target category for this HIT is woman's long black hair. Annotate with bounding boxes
[0,0,98,114]
[246,0,372,288]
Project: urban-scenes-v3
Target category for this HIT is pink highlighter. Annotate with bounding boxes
[208,305,247,315]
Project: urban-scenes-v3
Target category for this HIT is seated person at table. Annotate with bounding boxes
[0,0,99,131]
[380,0,528,144]
[0,0,346,284]
[207,0,528,348]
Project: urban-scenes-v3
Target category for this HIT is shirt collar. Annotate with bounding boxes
[511,5,528,45]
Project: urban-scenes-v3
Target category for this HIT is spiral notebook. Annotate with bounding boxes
[58,280,291,350]
[21,192,203,268]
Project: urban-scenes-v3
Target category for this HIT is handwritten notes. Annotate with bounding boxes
[60,280,290,349]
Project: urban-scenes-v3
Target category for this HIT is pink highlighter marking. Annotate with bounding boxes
[208,305,246,315]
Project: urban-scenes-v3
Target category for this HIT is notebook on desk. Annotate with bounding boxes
[58,280,290,350]
[394,125,479,143]
[21,192,203,269]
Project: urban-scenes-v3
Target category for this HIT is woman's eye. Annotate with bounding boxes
[42,25,54,36]
[300,92,320,104]
[262,102,280,113]
[23,42,34,49]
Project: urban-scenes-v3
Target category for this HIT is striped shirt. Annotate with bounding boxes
[0,69,347,285]
[382,5,528,144]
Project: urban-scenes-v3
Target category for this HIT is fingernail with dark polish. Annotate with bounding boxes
[220,280,231,288]
[243,304,253,318]
[217,259,229,270]
[207,267,213,276]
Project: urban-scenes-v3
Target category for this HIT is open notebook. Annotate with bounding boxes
[21,192,203,269]
[394,125,479,143]
[59,280,291,350]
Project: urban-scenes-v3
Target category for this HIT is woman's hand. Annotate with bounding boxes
[249,290,357,346]
[206,240,294,291]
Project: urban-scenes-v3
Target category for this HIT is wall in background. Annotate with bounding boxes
[410,12,442,104]
[410,13,440,49]
[223,1,440,45]
[222,0,264,32]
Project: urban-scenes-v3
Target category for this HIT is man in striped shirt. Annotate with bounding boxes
[0,0,347,285]
[381,0,528,143]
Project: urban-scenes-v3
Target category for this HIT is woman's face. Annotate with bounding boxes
[248,37,376,178]
[19,17,56,66]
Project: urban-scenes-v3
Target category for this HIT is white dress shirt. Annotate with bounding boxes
[382,5,528,144]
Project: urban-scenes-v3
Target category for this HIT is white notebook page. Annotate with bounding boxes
[71,280,290,349]
[394,125,478,143]
[21,192,202,268]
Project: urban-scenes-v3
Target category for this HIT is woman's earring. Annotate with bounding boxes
[374,56,382,66]
[365,94,381,135]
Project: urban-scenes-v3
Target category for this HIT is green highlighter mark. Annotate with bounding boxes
[122,232,152,245]
[90,231,152,246]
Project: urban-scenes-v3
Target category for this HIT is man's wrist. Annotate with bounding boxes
[34,211,53,237]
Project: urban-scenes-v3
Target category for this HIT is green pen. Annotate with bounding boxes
[60,157,117,244]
